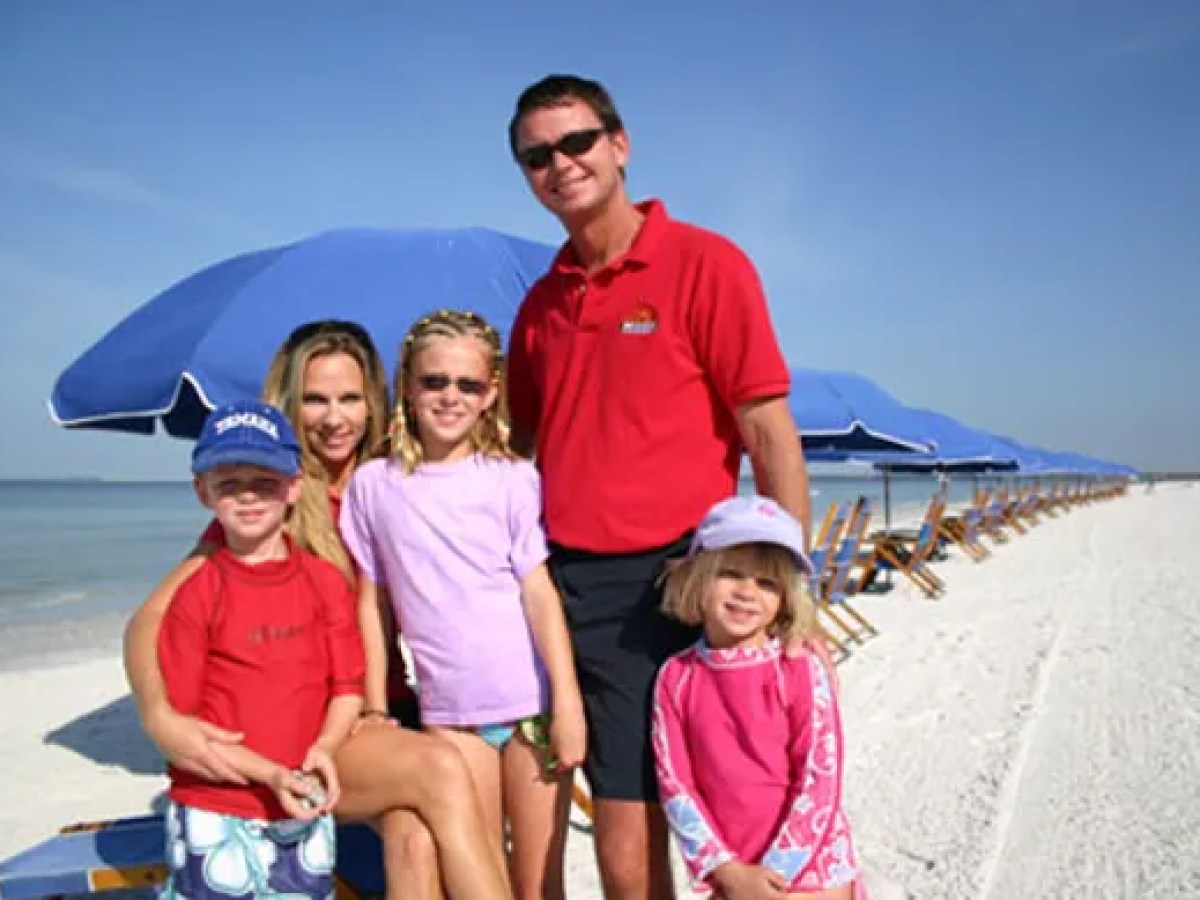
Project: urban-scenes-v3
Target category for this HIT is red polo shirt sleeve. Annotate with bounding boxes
[687,240,790,411]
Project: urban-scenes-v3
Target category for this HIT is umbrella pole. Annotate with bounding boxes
[883,467,893,531]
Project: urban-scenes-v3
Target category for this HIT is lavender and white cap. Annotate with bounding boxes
[688,495,813,574]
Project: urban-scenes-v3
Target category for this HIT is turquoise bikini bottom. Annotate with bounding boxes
[475,721,519,749]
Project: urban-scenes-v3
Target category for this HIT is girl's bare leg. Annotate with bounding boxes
[502,734,571,900]
[425,725,510,884]
[377,809,441,900]
[335,725,512,900]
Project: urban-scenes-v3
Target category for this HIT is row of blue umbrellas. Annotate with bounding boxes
[785,373,1135,478]
[48,226,1138,485]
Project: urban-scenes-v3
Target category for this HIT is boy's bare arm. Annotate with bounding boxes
[316,694,364,755]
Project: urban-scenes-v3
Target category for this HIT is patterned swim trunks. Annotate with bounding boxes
[160,801,335,900]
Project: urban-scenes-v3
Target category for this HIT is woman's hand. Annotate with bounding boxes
[349,709,398,737]
[144,702,245,783]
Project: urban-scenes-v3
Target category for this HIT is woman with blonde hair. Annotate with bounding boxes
[124,319,513,900]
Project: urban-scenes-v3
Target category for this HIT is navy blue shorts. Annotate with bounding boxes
[549,534,700,802]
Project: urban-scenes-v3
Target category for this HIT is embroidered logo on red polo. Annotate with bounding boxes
[619,303,658,335]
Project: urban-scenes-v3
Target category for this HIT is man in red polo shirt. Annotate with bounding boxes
[507,74,811,900]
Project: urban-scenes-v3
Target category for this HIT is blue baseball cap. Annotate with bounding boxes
[191,401,301,476]
[689,495,813,574]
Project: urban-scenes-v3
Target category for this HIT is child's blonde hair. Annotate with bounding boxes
[662,541,819,644]
[389,309,517,475]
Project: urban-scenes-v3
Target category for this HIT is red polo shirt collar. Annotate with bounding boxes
[549,199,668,276]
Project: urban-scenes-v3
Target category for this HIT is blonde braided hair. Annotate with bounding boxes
[390,309,517,475]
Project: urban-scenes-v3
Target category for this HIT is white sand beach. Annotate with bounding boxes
[3,483,1199,898]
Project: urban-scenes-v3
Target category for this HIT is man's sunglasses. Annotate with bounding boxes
[516,128,607,171]
[416,373,490,396]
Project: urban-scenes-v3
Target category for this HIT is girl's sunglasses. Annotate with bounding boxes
[417,373,490,396]
[516,128,606,171]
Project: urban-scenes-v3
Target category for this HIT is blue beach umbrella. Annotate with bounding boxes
[870,410,1020,474]
[787,369,937,529]
[980,435,1052,476]
[49,228,555,439]
[789,369,936,459]
[863,409,1020,527]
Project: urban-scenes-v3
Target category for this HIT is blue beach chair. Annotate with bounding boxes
[855,494,947,599]
[937,495,991,562]
[0,815,385,900]
[818,497,879,645]
[806,502,850,658]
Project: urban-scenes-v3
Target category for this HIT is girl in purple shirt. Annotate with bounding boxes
[340,310,586,900]
[653,495,865,899]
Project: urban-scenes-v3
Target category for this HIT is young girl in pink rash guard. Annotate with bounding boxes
[652,495,866,900]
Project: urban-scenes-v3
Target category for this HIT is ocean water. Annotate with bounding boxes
[0,472,1001,672]
[0,481,208,671]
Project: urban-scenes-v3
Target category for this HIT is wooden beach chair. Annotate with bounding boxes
[817,496,879,644]
[1018,487,1043,526]
[936,495,991,563]
[806,502,852,659]
[1041,483,1066,516]
[975,488,1013,543]
[1015,485,1044,526]
[855,494,947,599]
[996,488,1030,536]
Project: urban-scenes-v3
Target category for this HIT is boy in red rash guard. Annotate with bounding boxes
[156,401,365,900]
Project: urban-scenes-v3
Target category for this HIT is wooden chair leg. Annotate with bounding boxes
[820,602,862,644]
[881,547,942,599]
[572,781,594,820]
[817,622,850,659]
[835,600,879,638]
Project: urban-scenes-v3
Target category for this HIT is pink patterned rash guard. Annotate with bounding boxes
[652,639,863,895]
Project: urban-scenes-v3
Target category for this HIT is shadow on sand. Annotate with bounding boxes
[44,693,164,778]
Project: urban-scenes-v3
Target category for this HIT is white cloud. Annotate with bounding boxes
[1092,19,1195,63]
[0,144,270,241]
[0,251,94,304]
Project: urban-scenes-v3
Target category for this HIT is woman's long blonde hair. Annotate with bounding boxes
[662,542,819,645]
[389,309,517,475]
[261,321,390,579]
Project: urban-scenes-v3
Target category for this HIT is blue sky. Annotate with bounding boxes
[2,2,1197,478]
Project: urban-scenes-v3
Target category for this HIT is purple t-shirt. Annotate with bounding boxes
[341,453,550,726]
